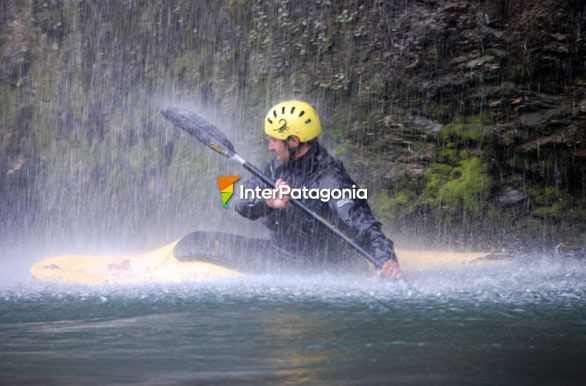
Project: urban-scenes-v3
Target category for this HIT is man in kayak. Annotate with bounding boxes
[235,100,402,279]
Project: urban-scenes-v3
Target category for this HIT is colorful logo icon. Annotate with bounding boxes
[217,176,240,208]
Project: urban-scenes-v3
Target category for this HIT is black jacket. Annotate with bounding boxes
[235,143,398,268]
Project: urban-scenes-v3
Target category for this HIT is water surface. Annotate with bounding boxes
[1,256,585,385]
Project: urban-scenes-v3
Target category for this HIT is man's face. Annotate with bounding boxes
[267,136,290,165]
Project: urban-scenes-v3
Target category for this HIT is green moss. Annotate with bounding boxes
[534,202,563,219]
[439,114,488,146]
[441,122,485,143]
[171,51,201,85]
[458,149,471,159]
[517,217,543,236]
[535,186,560,206]
[372,190,413,221]
[436,114,488,167]
[423,163,455,192]
[227,0,250,18]
[525,185,564,220]
[421,158,491,213]
[439,147,458,163]
[438,157,491,211]
[335,143,348,156]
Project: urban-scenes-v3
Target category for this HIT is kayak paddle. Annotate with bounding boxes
[160,107,384,269]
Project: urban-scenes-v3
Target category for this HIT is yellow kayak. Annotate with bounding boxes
[30,232,511,285]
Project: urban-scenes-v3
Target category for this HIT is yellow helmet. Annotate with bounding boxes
[264,100,321,142]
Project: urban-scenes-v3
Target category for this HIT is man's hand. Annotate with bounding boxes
[376,260,403,279]
[266,179,290,209]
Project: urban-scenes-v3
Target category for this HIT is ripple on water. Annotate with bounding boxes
[0,254,585,307]
[0,256,585,386]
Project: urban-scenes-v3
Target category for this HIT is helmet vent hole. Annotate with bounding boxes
[267,118,273,124]
[305,119,311,124]
[299,111,305,117]
[290,106,296,114]
[273,110,277,118]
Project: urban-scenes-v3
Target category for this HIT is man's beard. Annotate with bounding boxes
[276,152,290,167]
[276,157,289,167]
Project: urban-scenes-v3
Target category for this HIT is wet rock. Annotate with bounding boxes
[519,112,545,129]
[554,243,585,259]
[0,20,33,84]
[518,126,583,152]
[6,154,25,176]
[464,55,495,69]
[411,115,442,136]
[407,164,426,179]
[424,143,436,159]
[497,187,527,205]
[1,0,585,252]
[380,162,426,185]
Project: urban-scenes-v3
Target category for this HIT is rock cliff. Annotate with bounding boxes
[1,0,584,250]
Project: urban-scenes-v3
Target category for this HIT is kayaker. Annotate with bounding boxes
[235,100,403,279]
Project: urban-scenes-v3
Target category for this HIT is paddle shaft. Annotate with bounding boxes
[230,154,384,269]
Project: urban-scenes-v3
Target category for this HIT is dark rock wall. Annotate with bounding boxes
[0,0,584,250]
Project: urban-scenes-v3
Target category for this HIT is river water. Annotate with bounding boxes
[1,255,585,385]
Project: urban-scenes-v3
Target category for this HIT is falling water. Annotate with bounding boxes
[1,1,585,385]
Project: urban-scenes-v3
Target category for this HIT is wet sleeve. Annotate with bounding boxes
[234,165,274,221]
[323,174,399,264]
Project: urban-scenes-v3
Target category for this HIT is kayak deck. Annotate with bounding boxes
[29,239,242,285]
[30,232,511,284]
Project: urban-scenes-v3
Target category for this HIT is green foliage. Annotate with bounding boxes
[533,203,563,219]
[423,163,455,194]
[526,185,564,220]
[371,190,414,221]
[438,146,459,164]
[436,114,487,167]
[440,121,485,144]
[334,143,348,156]
[534,186,560,206]
[317,72,350,91]
[438,157,491,211]
[422,158,491,212]
[172,51,200,84]
[226,0,251,21]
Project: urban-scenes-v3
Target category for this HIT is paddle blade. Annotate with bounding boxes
[161,107,236,158]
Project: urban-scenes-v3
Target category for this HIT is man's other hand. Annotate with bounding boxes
[376,260,403,279]
[266,179,290,209]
